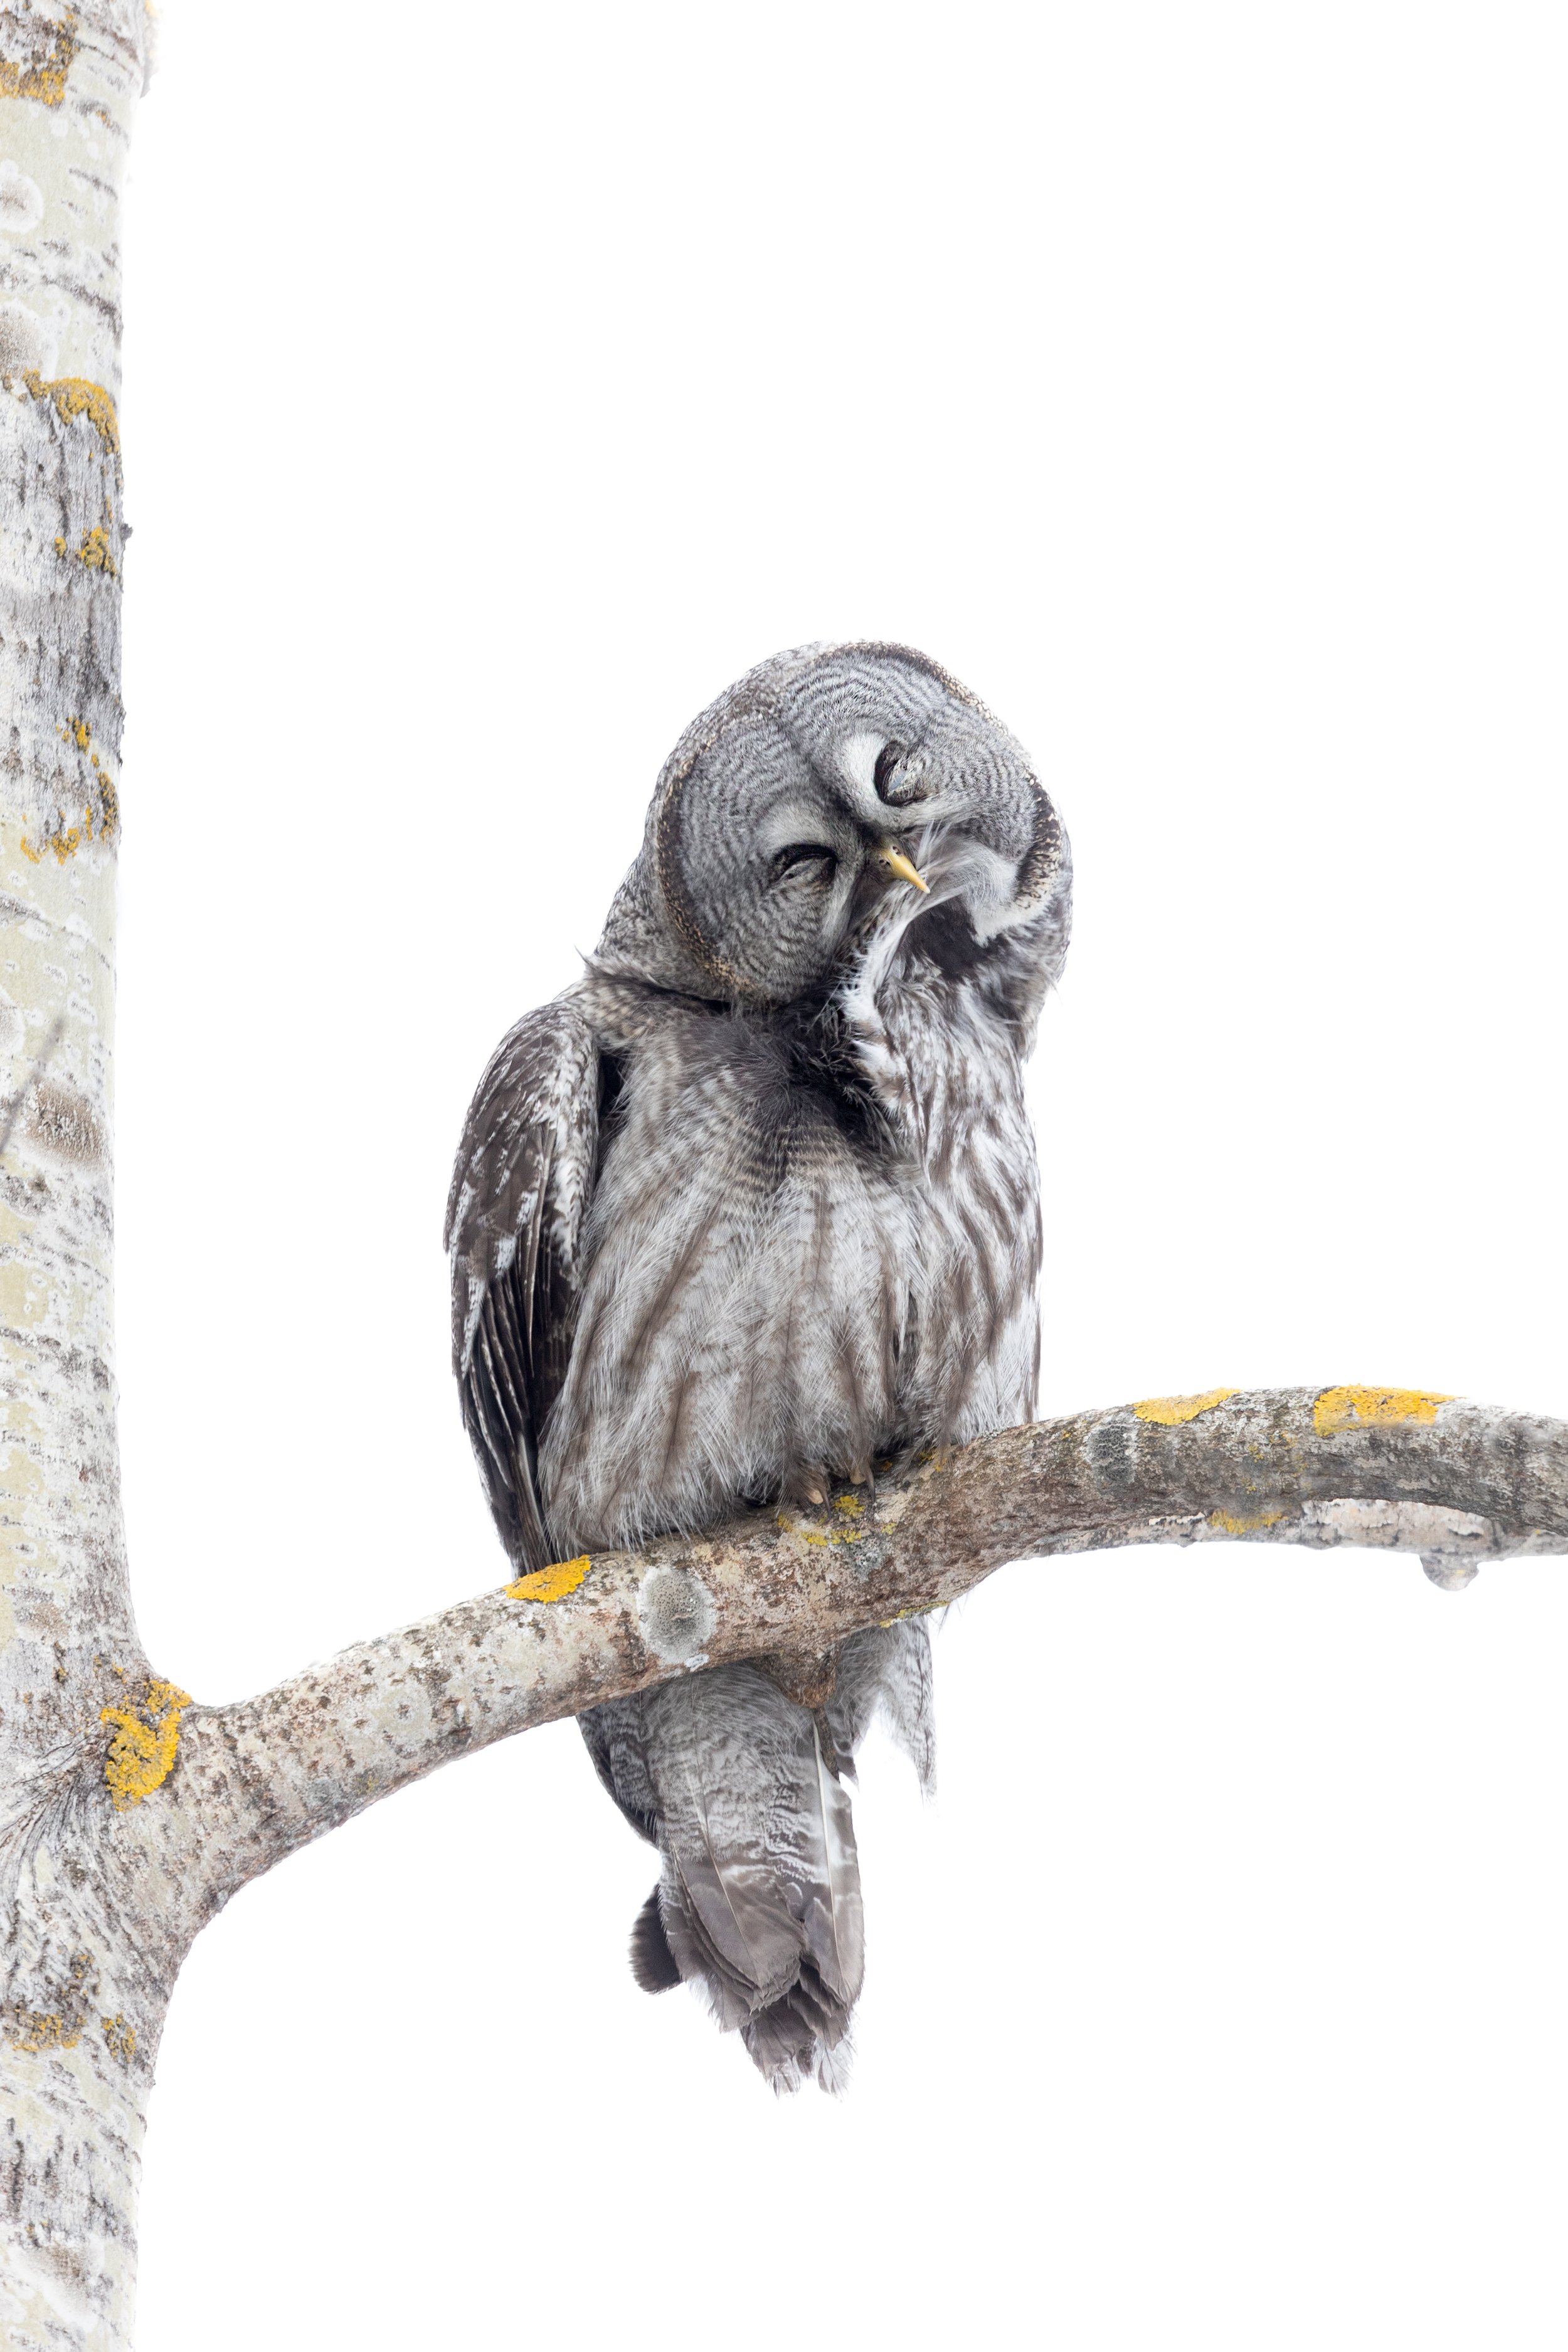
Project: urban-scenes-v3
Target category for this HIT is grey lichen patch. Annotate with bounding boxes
[638,1564,716,1666]
[1301,1497,1496,1554]
[24,1079,103,1165]
[1422,1554,1480,1591]
[0,298,56,379]
[1083,1412,1136,1492]
[0,161,45,235]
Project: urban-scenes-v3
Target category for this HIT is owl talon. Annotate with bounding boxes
[780,1462,832,1514]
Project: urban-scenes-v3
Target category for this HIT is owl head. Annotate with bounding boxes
[596,642,1071,1009]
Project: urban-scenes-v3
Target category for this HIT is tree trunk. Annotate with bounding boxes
[3,12,1566,2349]
[1,6,154,2341]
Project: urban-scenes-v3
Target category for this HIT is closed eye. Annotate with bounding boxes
[772,842,838,880]
[874,741,906,798]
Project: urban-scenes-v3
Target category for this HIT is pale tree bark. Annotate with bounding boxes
[1,4,151,2344]
[2,14,1567,2350]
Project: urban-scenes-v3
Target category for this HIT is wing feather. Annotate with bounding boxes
[444,1000,601,1572]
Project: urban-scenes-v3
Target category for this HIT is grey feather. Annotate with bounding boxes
[443,1002,600,1574]
[823,1621,938,1797]
[645,1666,866,2091]
[447,643,1070,2090]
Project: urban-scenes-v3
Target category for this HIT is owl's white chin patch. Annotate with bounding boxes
[884,830,1042,948]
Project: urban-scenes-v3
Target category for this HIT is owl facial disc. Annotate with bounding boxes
[595,640,1069,1009]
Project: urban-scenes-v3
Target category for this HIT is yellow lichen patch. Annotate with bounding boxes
[1210,1508,1288,1535]
[776,1513,864,1549]
[4,1952,95,2052]
[505,1554,591,1603]
[20,728,118,863]
[102,2013,135,2063]
[100,2014,136,2067]
[53,526,117,577]
[1313,1386,1454,1436]
[21,369,120,453]
[3,2010,80,2053]
[100,1677,192,1811]
[1132,1387,1238,1426]
[833,1494,864,1515]
[0,9,77,105]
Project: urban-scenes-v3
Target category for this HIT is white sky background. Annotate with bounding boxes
[113,3,1567,2344]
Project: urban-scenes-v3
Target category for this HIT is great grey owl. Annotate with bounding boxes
[447,642,1070,2091]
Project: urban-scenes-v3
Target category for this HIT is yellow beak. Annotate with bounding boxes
[877,840,930,894]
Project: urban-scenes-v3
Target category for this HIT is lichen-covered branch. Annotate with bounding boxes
[17,1381,1564,2350]
[140,1384,1567,1932]
[23,1370,1558,2352]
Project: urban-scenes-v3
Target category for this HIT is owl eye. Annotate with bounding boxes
[873,741,907,800]
[772,842,838,881]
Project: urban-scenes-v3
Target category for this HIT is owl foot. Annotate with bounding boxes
[779,1459,832,1513]
[779,1458,880,1517]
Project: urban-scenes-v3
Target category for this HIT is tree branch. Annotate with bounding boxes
[161,1384,1568,1922]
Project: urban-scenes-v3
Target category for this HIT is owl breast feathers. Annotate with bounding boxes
[447,642,1070,2091]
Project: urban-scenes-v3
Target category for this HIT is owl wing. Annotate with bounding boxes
[444,999,602,1575]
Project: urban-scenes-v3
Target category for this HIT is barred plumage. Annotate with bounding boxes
[447,642,1070,2089]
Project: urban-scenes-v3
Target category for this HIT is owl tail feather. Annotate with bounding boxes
[629,1886,682,1991]
[657,1858,860,2097]
[599,1628,935,2094]
[629,1663,867,2095]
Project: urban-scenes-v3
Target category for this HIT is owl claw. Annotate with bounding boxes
[780,1461,832,1514]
